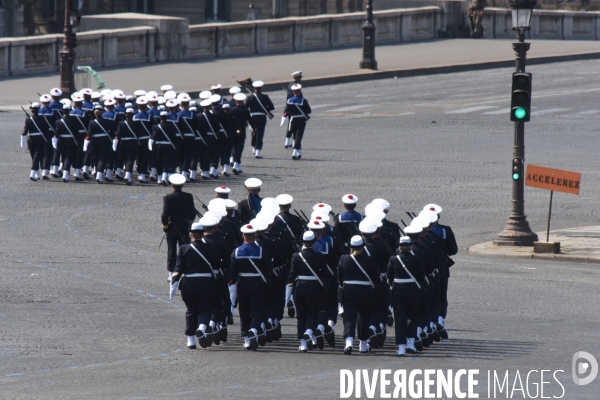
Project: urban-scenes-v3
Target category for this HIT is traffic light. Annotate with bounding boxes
[510,72,532,122]
[512,157,523,180]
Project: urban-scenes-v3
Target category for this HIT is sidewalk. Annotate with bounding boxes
[468,226,600,264]
[1,38,600,108]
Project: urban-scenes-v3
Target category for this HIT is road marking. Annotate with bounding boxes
[310,103,337,110]
[577,109,600,115]
[397,112,416,116]
[531,108,569,116]
[327,104,374,112]
[446,106,500,114]
[482,108,510,115]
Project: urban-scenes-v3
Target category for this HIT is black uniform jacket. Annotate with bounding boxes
[173,239,221,292]
[161,190,195,238]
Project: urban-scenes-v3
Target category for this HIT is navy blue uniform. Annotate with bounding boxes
[161,189,195,272]
[246,92,274,152]
[283,96,311,151]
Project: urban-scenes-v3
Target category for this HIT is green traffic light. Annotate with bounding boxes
[513,173,520,180]
[514,108,527,120]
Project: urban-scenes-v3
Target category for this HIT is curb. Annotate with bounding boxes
[187,51,600,98]
[468,241,600,264]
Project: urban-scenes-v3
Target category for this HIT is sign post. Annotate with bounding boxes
[525,164,581,252]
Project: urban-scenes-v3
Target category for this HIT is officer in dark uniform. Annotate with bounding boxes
[195,99,221,180]
[283,84,311,160]
[133,97,155,182]
[85,105,116,184]
[53,104,81,182]
[228,224,274,351]
[286,231,329,352]
[38,95,57,179]
[334,194,363,245]
[238,178,263,224]
[21,102,50,181]
[49,88,64,120]
[387,236,426,356]
[176,94,196,181]
[209,95,234,177]
[170,222,222,350]
[230,93,256,175]
[287,71,303,99]
[337,235,381,355]
[114,108,144,185]
[372,199,402,250]
[151,111,180,185]
[245,80,274,159]
[271,194,305,242]
[71,94,92,181]
[101,99,119,180]
[161,173,196,284]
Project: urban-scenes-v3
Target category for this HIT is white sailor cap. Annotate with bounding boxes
[209,94,222,103]
[311,213,330,223]
[126,95,135,101]
[101,89,113,96]
[50,88,62,97]
[199,90,212,100]
[229,87,241,94]
[359,220,378,234]
[190,223,205,232]
[158,97,166,105]
[146,94,158,103]
[365,202,384,216]
[307,220,325,230]
[189,100,197,107]
[166,99,178,108]
[125,107,135,114]
[198,215,219,228]
[177,93,191,102]
[224,199,237,209]
[418,210,438,223]
[252,80,264,88]
[404,226,423,235]
[125,102,133,108]
[312,203,332,213]
[93,103,103,110]
[303,231,316,242]
[112,90,125,99]
[291,71,302,77]
[245,178,262,189]
[72,93,84,102]
[350,235,364,247]
[91,91,101,99]
[208,198,227,210]
[81,88,93,95]
[364,217,383,228]
[168,173,186,185]
[372,198,390,210]
[62,104,72,111]
[233,93,247,102]
[399,236,411,244]
[159,110,168,117]
[160,84,173,92]
[241,224,257,234]
[208,207,228,219]
[423,204,442,214]
[189,106,197,112]
[158,105,167,111]
[276,194,293,206]
[261,204,280,216]
[211,83,222,90]
[411,217,431,229]
[146,90,158,97]
[256,212,276,225]
[133,89,146,97]
[200,99,212,108]
[366,210,385,223]
[342,194,358,204]
[60,98,71,106]
[39,94,51,103]
[249,218,269,232]
[215,185,231,194]
[102,95,115,102]
[261,197,279,207]
[163,90,176,100]
[291,84,302,91]
[104,98,116,106]
[136,97,148,105]
[222,103,230,109]
[30,102,40,109]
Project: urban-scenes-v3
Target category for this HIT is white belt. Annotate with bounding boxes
[394,278,415,283]
[59,134,74,138]
[138,136,150,140]
[183,133,195,137]
[29,132,43,136]
[121,137,137,141]
[184,273,212,278]
[239,272,261,277]
[297,275,318,280]
[344,280,371,285]
[92,133,109,138]
[290,115,306,118]
[380,273,386,279]
[250,112,265,116]
[155,141,171,144]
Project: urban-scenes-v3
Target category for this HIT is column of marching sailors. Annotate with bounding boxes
[164,176,457,356]
[19,72,311,184]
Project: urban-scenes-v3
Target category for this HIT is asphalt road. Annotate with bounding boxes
[1,59,600,399]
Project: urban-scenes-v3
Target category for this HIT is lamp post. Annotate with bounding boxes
[59,0,76,98]
[495,0,538,246]
[359,0,377,70]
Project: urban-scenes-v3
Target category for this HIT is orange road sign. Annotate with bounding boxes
[525,164,581,195]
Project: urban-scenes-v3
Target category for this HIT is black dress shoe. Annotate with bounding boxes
[139,180,148,184]
[63,179,68,183]
[187,345,196,350]
[223,172,229,177]
[190,178,196,182]
[257,329,267,347]
[75,177,82,181]
[344,346,352,355]
[150,176,157,182]
[255,156,262,159]
[161,181,168,186]
[369,327,379,349]
[202,175,210,180]
[115,174,124,181]
[227,316,234,325]
[51,174,59,178]
[82,172,89,180]
[297,155,301,159]
[292,156,298,160]
[125,181,132,186]
[106,179,113,183]
[210,174,218,179]
[325,326,335,347]
[248,331,258,351]
[315,329,324,350]
[303,333,314,351]
[219,325,228,342]
[30,177,37,182]
[96,179,102,184]
[437,324,449,340]
[232,169,239,175]
[42,176,49,180]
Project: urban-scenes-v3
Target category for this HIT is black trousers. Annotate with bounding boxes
[294,283,326,339]
[189,140,204,172]
[369,284,390,328]
[220,139,234,166]
[59,146,76,171]
[42,141,54,170]
[181,287,218,336]
[391,283,420,344]
[201,142,214,172]
[52,147,61,167]
[290,119,306,150]
[120,147,138,173]
[416,289,429,329]
[269,278,286,321]
[210,140,224,169]
[92,146,112,172]
[324,283,339,324]
[159,146,178,174]
[137,141,151,173]
[181,139,195,171]
[342,285,374,341]
[238,284,266,337]
[74,139,87,169]
[439,274,449,319]
[166,237,186,272]
[150,145,158,170]
[251,119,266,150]
[233,133,246,164]
[29,142,45,170]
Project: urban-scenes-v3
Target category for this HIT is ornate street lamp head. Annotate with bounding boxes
[510,0,537,34]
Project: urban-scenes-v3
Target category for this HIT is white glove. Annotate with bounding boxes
[20,135,26,148]
[148,139,154,151]
[51,137,58,149]
[169,281,178,300]
[83,139,90,152]
[285,285,293,306]
[112,139,119,152]
[229,283,237,308]
[280,116,288,127]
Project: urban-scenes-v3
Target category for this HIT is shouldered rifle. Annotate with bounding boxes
[411,211,418,218]
[400,219,408,227]
[193,194,209,211]
[293,209,308,224]
[21,106,30,118]
[299,209,310,223]
[405,211,414,220]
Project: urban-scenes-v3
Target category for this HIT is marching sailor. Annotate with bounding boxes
[282,84,311,160]
[151,111,180,185]
[21,102,51,181]
[53,104,81,182]
[230,93,255,174]
[238,178,263,224]
[334,194,363,245]
[114,107,144,185]
[245,80,274,159]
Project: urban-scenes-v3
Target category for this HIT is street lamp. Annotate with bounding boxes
[59,0,77,98]
[495,0,538,246]
[359,0,377,70]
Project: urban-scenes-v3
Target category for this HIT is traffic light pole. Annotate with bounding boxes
[59,0,76,98]
[495,39,539,246]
